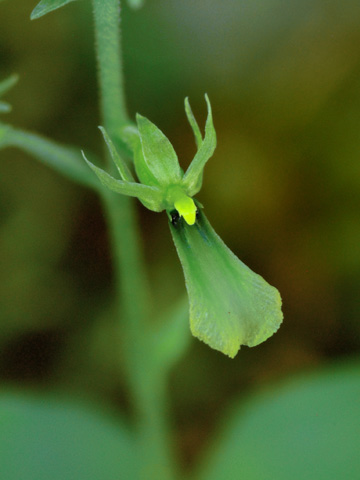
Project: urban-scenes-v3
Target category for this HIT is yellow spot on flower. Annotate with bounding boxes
[174,195,196,225]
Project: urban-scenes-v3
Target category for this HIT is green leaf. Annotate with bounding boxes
[30,0,77,20]
[169,208,282,358]
[0,391,137,480]
[136,113,182,186]
[183,94,217,196]
[196,359,360,480]
[98,126,135,182]
[83,152,165,211]
[185,97,202,149]
[1,125,99,189]
[0,74,19,98]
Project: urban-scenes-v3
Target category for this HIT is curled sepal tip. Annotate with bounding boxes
[169,209,283,358]
[184,97,202,149]
[183,94,217,196]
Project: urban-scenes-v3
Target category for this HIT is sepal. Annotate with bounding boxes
[184,97,202,148]
[183,94,217,196]
[82,152,165,212]
[136,113,182,186]
[121,123,160,188]
[98,127,135,182]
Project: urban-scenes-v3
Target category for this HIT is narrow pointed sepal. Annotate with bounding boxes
[183,94,217,196]
[98,126,135,182]
[185,97,202,149]
[169,209,283,358]
[82,152,165,211]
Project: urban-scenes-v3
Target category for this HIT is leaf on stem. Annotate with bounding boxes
[30,0,78,20]
[2,126,98,189]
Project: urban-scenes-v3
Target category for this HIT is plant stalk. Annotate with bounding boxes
[92,0,129,132]
[92,1,178,478]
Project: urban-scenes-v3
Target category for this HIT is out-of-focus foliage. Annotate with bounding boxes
[0,391,136,479]
[1,0,360,471]
[126,0,145,10]
[196,358,360,480]
[0,74,18,113]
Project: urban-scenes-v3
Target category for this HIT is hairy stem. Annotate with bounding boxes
[92,1,177,478]
[92,0,129,131]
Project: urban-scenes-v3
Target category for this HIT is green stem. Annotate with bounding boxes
[91,1,178,478]
[92,0,129,131]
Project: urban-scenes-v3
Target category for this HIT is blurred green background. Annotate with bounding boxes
[1,0,360,473]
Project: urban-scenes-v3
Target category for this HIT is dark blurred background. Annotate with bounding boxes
[1,0,360,467]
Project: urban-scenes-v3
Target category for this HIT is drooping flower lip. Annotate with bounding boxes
[169,208,283,358]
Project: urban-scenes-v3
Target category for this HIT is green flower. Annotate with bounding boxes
[83,96,283,358]
[83,95,215,224]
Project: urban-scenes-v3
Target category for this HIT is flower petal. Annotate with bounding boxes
[169,209,283,358]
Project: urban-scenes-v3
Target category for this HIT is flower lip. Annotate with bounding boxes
[169,208,283,358]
